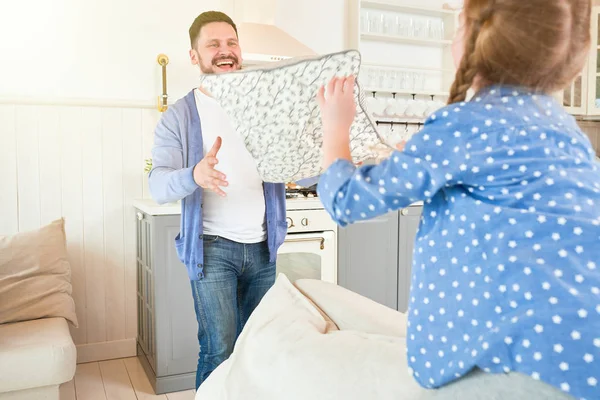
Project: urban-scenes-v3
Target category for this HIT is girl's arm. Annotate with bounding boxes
[316,76,466,226]
[317,147,458,226]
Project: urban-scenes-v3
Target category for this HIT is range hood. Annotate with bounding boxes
[231,0,317,66]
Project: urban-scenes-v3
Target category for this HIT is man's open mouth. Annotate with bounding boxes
[214,59,237,70]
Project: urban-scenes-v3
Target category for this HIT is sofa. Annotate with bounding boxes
[0,219,78,399]
[195,274,577,400]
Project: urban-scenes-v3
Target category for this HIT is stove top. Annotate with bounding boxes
[285,191,318,199]
[285,185,318,199]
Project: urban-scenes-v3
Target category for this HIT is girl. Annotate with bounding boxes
[316,0,599,399]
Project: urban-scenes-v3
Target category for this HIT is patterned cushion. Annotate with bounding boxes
[198,50,388,183]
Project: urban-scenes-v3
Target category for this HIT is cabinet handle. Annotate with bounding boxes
[285,236,325,250]
[286,217,294,228]
[137,212,144,221]
[401,209,408,216]
[301,218,309,226]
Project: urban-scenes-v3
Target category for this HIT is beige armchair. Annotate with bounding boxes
[0,219,77,399]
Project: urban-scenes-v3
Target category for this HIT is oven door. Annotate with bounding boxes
[276,231,337,284]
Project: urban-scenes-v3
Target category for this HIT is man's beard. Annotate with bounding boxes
[199,54,240,74]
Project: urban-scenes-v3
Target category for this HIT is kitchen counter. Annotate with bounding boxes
[132,199,181,216]
[132,197,329,216]
[132,198,424,216]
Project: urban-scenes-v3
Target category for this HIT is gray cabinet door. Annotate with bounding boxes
[136,214,153,364]
[397,205,422,313]
[151,215,199,377]
[338,211,399,310]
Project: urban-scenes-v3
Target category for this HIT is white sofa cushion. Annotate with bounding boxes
[294,278,407,337]
[195,274,424,400]
[0,317,76,393]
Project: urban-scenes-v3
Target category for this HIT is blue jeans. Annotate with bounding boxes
[190,234,276,390]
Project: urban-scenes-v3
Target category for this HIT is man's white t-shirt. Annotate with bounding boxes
[194,88,267,243]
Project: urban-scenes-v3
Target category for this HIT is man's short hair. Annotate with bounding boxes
[189,11,238,49]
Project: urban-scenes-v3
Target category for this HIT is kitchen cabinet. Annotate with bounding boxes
[554,6,600,117]
[337,210,400,310]
[561,70,588,116]
[135,209,198,394]
[348,2,600,119]
[337,204,422,312]
[585,7,600,116]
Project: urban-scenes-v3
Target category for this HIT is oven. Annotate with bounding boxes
[276,196,338,284]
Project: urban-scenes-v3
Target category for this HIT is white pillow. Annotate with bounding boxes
[294,278,408,337]
[195,274,422,400]
[198,50,389,183]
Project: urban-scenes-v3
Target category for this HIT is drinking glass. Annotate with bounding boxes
[360,11,369,33]
[369,13,383,34]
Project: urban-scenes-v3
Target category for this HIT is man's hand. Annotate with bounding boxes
[193,137,228,196]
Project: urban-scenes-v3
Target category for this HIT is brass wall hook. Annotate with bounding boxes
[157,54,169,112]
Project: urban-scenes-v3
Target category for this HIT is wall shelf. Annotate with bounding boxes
[362,62,455,73]
[361,0,457,17]
[376,116,427,124]
[348,0,459,105]
[361,33,452,47]
[363,87,449,97]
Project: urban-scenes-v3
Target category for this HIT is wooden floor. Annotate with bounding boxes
[59,357,196,400]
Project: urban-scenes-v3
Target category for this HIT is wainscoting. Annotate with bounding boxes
[0,103,159,360]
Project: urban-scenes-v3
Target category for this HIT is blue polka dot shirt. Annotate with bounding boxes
[318,85,600,400]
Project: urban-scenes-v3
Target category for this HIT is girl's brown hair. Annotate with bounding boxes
[448,0,592,104]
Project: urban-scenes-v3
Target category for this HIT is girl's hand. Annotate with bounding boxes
[317,76,356,136]
[317,76,356,168]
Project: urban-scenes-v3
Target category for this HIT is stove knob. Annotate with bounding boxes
[301,218,309,226]
[286,217,294,228]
